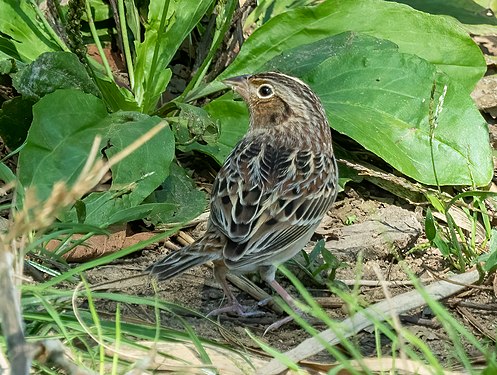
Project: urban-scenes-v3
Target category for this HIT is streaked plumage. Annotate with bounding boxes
[147,72,338,320]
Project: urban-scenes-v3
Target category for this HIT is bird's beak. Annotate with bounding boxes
[222,74,250,100]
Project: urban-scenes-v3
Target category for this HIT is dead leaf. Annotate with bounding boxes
[46,225,157,262]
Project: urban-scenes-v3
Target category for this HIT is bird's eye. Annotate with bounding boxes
[257,84,274,98]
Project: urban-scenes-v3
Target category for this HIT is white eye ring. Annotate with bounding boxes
[257,84,274,98]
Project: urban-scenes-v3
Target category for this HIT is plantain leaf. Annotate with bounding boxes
[220,0,485,92]
[267,33,491,186]
[144,162,207,226]
[180,92,249,164]
[389,0,497,35]
[18,89,175,226]
[13,52,99,100]
[209,32,492,186]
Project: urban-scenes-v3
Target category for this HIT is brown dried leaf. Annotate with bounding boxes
[46,225,157,262]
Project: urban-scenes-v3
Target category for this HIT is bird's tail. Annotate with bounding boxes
[146,242,220,281]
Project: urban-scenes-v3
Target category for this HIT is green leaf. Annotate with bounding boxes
[217,32,493,186]
[482,228,497,272]
[433,233,451,257]
[0,96,35,148]
[0,38,21,61]
[180,92,249,164]
[124,0,141,43]
[18,90,108,201]
[425,207,437,241]
[389,0,497,34]
[0,0,59,62]
[220,0,485,92]
[134,0,214,113]
[85,0,112,22]
[145,162,207,225]
[426,194,446,213]
[18,89,175,226]
[92,72,140,112]
[0,162,15,185]
[303,36,490,186]
[13,52,100,100]
[174,103,220,145]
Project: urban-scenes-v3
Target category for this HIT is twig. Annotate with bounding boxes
[177,230,195,245]
[448,300,497,311]
[455,306,496,342]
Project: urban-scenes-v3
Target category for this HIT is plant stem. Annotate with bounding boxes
[84,0,114,81]
[117,0,135,90]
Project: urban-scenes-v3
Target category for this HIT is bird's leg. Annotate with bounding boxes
[207,261,264,317]
[259,266,304,333]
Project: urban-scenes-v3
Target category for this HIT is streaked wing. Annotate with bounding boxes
[210,135,338,267]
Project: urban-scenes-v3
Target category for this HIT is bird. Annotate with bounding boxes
[146,71,338,324]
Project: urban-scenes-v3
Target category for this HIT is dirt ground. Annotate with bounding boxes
[85,179,497,368]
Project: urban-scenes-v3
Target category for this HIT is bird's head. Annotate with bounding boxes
[223,72,329,134]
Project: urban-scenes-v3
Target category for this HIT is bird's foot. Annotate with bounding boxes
[207,301,266,318]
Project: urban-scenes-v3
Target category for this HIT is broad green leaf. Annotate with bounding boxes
[390,0,497,34]
[180,92,249,164]
[145,162,207,226]
[13,52,99,100]
[279,34,491,186]
[19,90,108,201]
[220,0,485,92]
[133,0,214,113]
[0,97,35,148]
[18,89,175,226]
[0,1,59,62]
[214,33,493,186]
